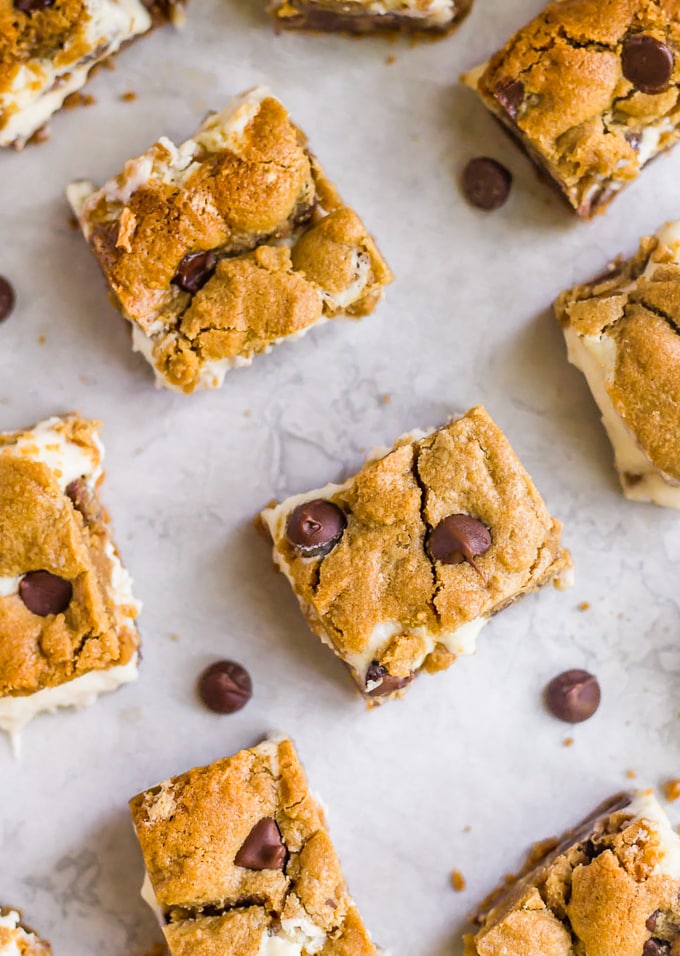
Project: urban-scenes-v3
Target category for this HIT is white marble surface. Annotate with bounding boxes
[1,1,680,953]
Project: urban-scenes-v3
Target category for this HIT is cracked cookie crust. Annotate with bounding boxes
[266,0,473,37]
[129,736,380,956]
[463,0,680,218]
[465,790,680,956]
[555,220,680,507]
[0,414,140,744]
[0,908,51,955]
[259,406,572,706]
[0,0,186,149]
[67,86,392,394]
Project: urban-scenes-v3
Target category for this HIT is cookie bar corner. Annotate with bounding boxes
[0,908,51,955]
[266,0,473,36]
[554,220,680,507]
[260,405,572,705]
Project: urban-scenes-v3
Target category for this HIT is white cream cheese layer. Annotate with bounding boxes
[0,655,138,743]
[624,791,680,878]
[564,326,680,508]
[0,910,41,956]
[365,0,454,24]
[258,918,326,956]
[1,416,103,490]
[0,0,152,148]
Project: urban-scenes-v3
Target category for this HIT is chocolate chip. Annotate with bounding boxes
[545,669,601,723]
[285,499,346,557]
[428,514,492,573]
[0,276,15,323]
[65,478,101,523]
[625,130,642,151]
[13,0,55,9]
[19,571,73,617]
[172,250,217,293]
[461,158,512,211]
[643,940,671,956]
[365,661,413,698]
[197,660,252,714]
[622,35,674,94]
[494,79,524,120]
[235,818,287,871]
[646,911,661,932]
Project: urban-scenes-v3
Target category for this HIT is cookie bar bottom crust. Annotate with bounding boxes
[268,0,471,35]
[465,790,680,956]
[0,909,51,955]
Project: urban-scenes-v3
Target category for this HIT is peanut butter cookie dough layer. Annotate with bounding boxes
[260,406,572,705]
[68,87,392,394]
[130,737,381,955]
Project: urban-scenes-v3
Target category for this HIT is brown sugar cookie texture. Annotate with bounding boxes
[0,0,186,149]
[0,908,51,955]
[266,0,472,37]
[465,789,680,956]
[0,414,141,745]
[129,736,381,955]
[555,221,680,508]
[463,0,680,218]
[67,87,393,394]
[259,406,572,706]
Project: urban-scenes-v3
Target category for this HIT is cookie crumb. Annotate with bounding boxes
[64,91,96,110]
[120,91,138,102]
[451,869,466,892]
[663,778,680,802]
[563,737,574,747]
[386,54,396,64]
[169,633,180,643]
[381,393,391,405]
[27,126,50,145]
[577,601,590,611]
[37,334,46,345]
[68,214,79,230]
[463,824,471,833]
[626,769,637,779]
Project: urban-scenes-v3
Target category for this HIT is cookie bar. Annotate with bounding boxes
[0,415,140,744]
[465,789,680,956]
[463,0,680,218]
[259,406,572,705]
[266,0,472,37]
[67,87,392,394]
[0,908,51,955]
[129,736,380,956]
[0,0,185,150]
[555,221,680,507]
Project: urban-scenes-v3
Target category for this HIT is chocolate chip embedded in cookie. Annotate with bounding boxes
[260,406,572,706]
[622,35,674,94]
[172,250,218,294]
[235,818,287,871]
[18,571,72,617]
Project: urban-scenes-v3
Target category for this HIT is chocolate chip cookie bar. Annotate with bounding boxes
[0,908,51,955]
[0,414,140,745]
[463,0,680,218]
[266,0,472,36]
[555,221,680,507]
[465,789,680,956]
[0,0,185,149]
[260,406,572,705]
[130,736,380,955]
[67,88,392,394]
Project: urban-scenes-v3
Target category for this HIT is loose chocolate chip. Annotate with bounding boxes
[646,911,661,932]
[172,250,217,294]
[365,660,413,698]
[494,79,525,120]
[0,276,15,323]
[13,0,55,9]
[235,818,287,871]
[545,669,601,723]
[197,660,252,714]
[285,499,346,557]
[461,158,512,212]
[19,571,73,617]
[428,514,492,573]
[622,35,674,94]
[643,941,671,956]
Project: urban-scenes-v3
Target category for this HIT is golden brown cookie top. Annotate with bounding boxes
[476,0,680,213]
[555,226,680,482]
[467,790,680,956]
[130,737,378,954]
[0,415,139,696]
[0,0,89,91]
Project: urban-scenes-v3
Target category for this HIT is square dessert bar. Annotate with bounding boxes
[465,790,680,956]
[464,0,680,218]
[260,406,572,705]
[266,0,472,36]
[0,0,185,149]
[130,736,380,956]
[555,221,680,507]
[0,908,51,955]
[0,414,140,744]
[68,87,392,394]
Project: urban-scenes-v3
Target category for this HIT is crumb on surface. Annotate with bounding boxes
[626,769,637,779]
[120,91,138,102]
[169,633,180,643]
[386,54,396,64]
[68,215,79,230]
[577,601,590,611]
[380,393,391,405]
[37,335,46,345]
[451,869,466,892]
[64,91,96,109]
[27,126,50,145]
[663,778,680,802]
[463,825,471,833]
[563,737,574,747]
